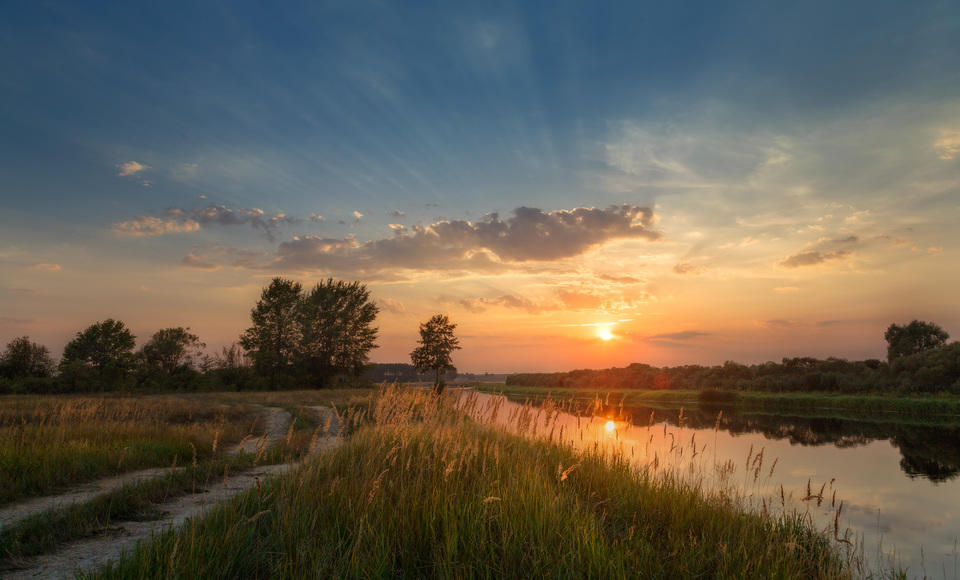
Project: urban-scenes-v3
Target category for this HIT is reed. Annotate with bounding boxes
[89,386,853,579]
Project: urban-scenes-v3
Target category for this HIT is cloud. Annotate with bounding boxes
[2,288,39,295]
[353,211,364,220]
[113,216,201,237]
[274,205,660,275]
[459,294,545,314]
[390,210,405,217]
[181,245,266,270]
[596,273,645,284]
[378,298,406,314]
[779,249,853,268]
[29,263,61,272]
[646,331,711,341]
[773,286,800,293]
[114,205,298,240]
[181,253,219,270]
[779,236,859,268]
[673,262,706,275]
[309,213,325,222]
[0,316,36,325]
[117,161,149,177]
[934,130,960,160]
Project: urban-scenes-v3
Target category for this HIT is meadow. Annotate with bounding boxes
[0,386,869,578]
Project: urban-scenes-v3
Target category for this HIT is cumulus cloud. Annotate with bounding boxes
[274,205,660,275]
[352,211,364,220]
[114,204,298,240]
[390,210,405,217]
[309,213,325,222]
[117,161,149,177]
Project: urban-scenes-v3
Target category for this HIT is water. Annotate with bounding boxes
[459,389,960,578]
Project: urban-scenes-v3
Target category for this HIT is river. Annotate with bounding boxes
[457,389,960,578]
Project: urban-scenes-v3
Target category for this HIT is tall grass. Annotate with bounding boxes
[90,386,850,579]
[0,396,252,505]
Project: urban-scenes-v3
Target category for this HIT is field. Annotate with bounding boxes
[0,386,873,578]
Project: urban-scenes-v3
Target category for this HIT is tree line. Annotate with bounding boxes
[0,277,461,394]
[508,321,960,395]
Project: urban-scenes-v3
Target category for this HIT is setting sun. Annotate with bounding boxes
[598,328,614,341]
[605,420,616,432]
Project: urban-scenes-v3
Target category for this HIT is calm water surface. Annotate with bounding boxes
[460,389,960,578]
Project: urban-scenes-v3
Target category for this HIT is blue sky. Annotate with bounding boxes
[2,1,959,371]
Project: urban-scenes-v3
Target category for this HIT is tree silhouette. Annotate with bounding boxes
[60,319,136,388]
[885,320,949,361]
[299,279,379,386]
[241,278,303,389]
[0,336,54,379]
[411,314,461,394]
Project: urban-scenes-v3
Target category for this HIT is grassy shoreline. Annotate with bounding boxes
[87,387,853,579]
[475,384,960,418]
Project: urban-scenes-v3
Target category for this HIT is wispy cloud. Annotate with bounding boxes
[113,204,298,240]
[378,297,406,314]
[779,236,859,268]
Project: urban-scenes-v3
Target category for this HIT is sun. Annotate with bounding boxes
[598,328,614,341]
[605,420,616,432]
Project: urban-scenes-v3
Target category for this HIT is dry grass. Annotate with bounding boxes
[89,386,856,579]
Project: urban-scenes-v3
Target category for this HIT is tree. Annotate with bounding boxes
[410,314,461,394]
[140,327,205,376]
[60,319,136,388]
[299,279,379,386]
[240,278,303,389]
[0,336,54,379]
[885,320,950,361]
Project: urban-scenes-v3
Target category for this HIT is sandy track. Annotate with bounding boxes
[2,405,342,579]
[0,406,292,535]
[0,467,183,532]
[3,463,295,579]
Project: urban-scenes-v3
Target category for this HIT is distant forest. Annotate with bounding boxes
[509,344,960,394]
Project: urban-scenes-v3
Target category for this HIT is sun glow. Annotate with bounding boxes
[605,420,616,432]
[598,327,614,341]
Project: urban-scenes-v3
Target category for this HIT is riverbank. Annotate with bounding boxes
[89,386,852,579]
[475,384,960,420]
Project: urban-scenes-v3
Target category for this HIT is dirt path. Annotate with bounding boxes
[0,467,183,532]
[232,405,294,455]
[3,463,295,579]
[2,406,339,579]
[0,405,291,534]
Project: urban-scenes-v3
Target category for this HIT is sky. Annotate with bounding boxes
[1,0,959,372]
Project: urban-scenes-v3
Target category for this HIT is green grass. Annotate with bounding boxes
[0,396,255,506]
[478,384,960,418]
[88,387,851,579]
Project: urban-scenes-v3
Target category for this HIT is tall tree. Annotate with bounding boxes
[141,327,205,376]
[0,336,54,379]
[240,278,303,388]
[299,279,379,386]
[885,320,950,361]
[411,314,461,394]
[60,319,136,387]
